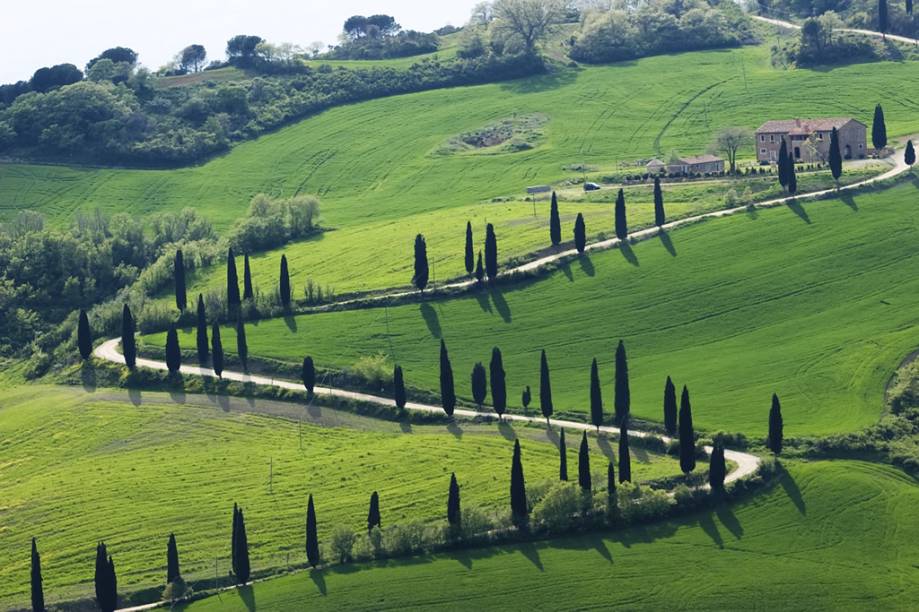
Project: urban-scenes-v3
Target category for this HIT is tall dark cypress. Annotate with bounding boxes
[211,323,224,378]
[878,0,889,34]
[439,339,456,417]
[539,349,553,426]
[306,494,319,567]
[778,139,789,188]
[166,533,181,584]
[607,461,617,510]
[465,221,475,276]
[31,537,44,612]
[471,362,487,409]
[106,556,117,612]
[614,189,628,240]
[829,127,843,188]
[679,385,696,474]
[509,439,528,528]
[393,364,406,409]
[367,491,381,533]
[574,212,586,254]
[484,223,498,281]
[447,473,461,527]
[195,294,209,365]
[94,542,117,612]
[549,191,561,246]
[614,340,630,425]
[768,393,784,455]
[413,234,429,292]
[908,0,914,16]
[709,444,726,491]
[873,103,888,149]
[578,431,591,491]
[490,347,507,419]
[279,254,291,307]
[618,420,631,483]
[235,507,250,584]
[77,309,93,360]
[558,428,568,481]
[242,253,253,301]
[906,140,916,166]
[227,248,241,312]
[121,304,136,370]
[663,376,678,436]
[787,156,798,195]
[521,385,531,412]
[474,251,485,284]
[653,177,665,226]
[590,358,603,431]
[236,315,248,371]
[165,324,181,374]
[174,249,187,311]
[302,356,315,396]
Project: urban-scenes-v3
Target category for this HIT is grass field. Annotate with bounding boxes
[148,179,919,438]
[0,386,681,608]
[182,460,919,611]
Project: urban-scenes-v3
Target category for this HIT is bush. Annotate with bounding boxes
[329,525,357,563]
[532,481,583,532]
[227,193,320,253]
[351,353,393,388]
[617,482,673,522]
[163,577,192,602]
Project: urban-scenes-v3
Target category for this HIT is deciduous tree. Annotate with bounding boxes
[712,127,752,174]
[179,44,207,72]
[490,347,507,419]
[539,349,553,425]
[590,357,603,431]
[78,309,92,360]
[549,191,561,246]
[768,393,784,455]
[493,0,566,53]
[413,234,429,292]
[440,339,456,417]
[578,431,591,491]
[679,385,696,473]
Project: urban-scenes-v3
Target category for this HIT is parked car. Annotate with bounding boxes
[583,182,601,191]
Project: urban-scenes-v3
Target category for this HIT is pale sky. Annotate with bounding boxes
[0,1,483,83]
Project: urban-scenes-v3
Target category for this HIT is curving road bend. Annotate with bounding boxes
[753,15,919,46]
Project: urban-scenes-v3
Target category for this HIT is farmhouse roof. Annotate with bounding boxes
[677,154,722,164]
[756,118,863,135]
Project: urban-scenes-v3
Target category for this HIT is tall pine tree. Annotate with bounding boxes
[578,431,591,491]
[485,223,498,281]
[590,358,603,431]
[439,339,456,417]
[211,323,224,378]
[471,362,487,409]
[829,127,843,188]
[236,315,248,371]
[574,212,586,254]
[558,428,568,481]
[768,393,784,455]
[906,140,916,166]
[413,234,429,292]
[367,491,381,533]
[509,439,528,528]
[174,249,187,311]
[394,364,406,409]
[279,254,291,307]
[614,189,628,240]
[121,304,136,370]
[539,349,553,426]
[873,103,888,150]
[618,419,631,483]
[490,347,507,420]
[614,340,630,425]
[306,494,320,567]
[165,324,181,374]
[679,385,696,474]
[653,177,665,226]
[663,376,678,435]
[465,221,475,275]
[302,356,315,396]
[243,253,254,301]
[709,444,726,491]
[77,309,93,360]
[447,473,461,528]
[549,191,562,246]
[166,533,181,584]
[227,248,241,313]
[31,537,44,612]
[195,294,209,365]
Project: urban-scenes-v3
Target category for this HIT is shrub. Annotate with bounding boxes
[617,482,673,522]
[329,525,357,563]
[532,481,582,532]
[163,577,192,602]
[351,353,393,388]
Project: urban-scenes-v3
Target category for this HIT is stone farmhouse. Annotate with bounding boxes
[755,118,867,164]
[646,154,725,175]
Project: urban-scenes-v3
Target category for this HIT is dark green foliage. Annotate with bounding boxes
[367,491,381,533]
[302,356,316,396]
[227,248,241,312]
[439,339,456,417]
[679,385,696,474]
[873,103,887,150]
[653,177,665,226]
[465,221,474,275]
[878,0,889,33]
[578,431,591,491]
[211,323,224,378]
[447,473,461,527]
[614,340,630,425]
[231,504,250,584]
[243,254,254,301]
[393,364,406,409]
[490,347,507,419]
[165,324,181,374]
[121,304,136,370]
[663,376,678,436]
[306,494,320,567]
[768,393,784,455]
[606,462,616,504]
[236,316,248,371]
[539,349,553,425]
[590,358,603,431]
[195,294,209,365]
[471,361,488,408]
[77,309,92,360]
[574,212,586,253]
[30,63,83,93]
[31,538,43,612]
[485,223,499,280]
[475,250,485,284]
[174,250,187,311]
[279,254,291,306]
[909,0,914,16]
[906,140,916,166]
[778,139,789,188]
[829,127,843,186]
[521,385,532,411]
[413,234,429,292]
[618,420,631,483]
[510,439,528,528]
[788,157,798,195]
[94,542,117,612]
[549,191,562,246]
[166,533,181,584]
[558,429,568,481]
[709,444,727,490]
[614,189,628,240]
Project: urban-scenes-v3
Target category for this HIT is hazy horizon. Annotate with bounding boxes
[0,0,481,83]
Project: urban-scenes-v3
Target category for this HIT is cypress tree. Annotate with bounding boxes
[306,494,319,567]
[558,428,568,481]
[778,139,789,188]
[77,309,93,360]
[166,533,181,584]
[509,439,528,528]
[413,234,429,292]
[465,221,475,275]
[908,0,914,16]
[195,294,209,365]
[618,419,631,483]
[490,347,507,420]
[574,212,586,254]
[474,251,485,284]
[905,140,916,166]
[367,491,381,533]
[878,0,889,35]
[393,364,406,409]
[243,253,253,301]
[679,385,696,474]
[174,249,187,311]
[165,324,181,374]
[768,393,784,455]
[614,340,630,425]
[539,349,553,426]
[121,304,136,370]
[549,191,562,246]
[653,177,665,226]
[787,156,798,195]
[829,127,843,188]
[279,254,291,307]
[589,358,603,431]
[236,315,248,371]
[447,473,461,527]
[521,385,531,412]
[106,556,117,612]
[709,444,727,491]
[607,461,617,511]
[439,339,456,417]
[663,376,677,436]
[227,248,241,312]
[484,223,498,281]
[31,538,44,612]
[471,361,487,409]
[94,542,117,612]
[578,431,591,491]
[302,356,315,396]
[211,323,224,378]
[614,189,628,240]
[235,506,250,584]
[873,103,887,150]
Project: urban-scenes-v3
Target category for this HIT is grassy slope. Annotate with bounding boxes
[0,386,679,608]
[149,180,919,437]
[183,461,919,611]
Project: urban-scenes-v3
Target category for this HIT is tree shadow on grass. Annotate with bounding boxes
[446,420,463,438]
[659,230,677,257]
[698,512,724,548]
[519,541,544,571]
[620,242,639,266]
[489,287,512,323]
[453,549,473,569]
[284,313,298,332]
[780,466,806,515]
[310,569,327,595]
[399,420,413,433]
[474,290,492,314]
[840,192,858,211]
[128,387,142,406]
[420,302,442,339]
[499,68,579,94]
[596,435,615,461]
[577,253,596,276]
[238,585,256,611]
[497,420,516,441]
[715,503,743,540]
[81,362,97,392]
[559,260,574,282]
[544,427,560,447]
[785,199,811,224]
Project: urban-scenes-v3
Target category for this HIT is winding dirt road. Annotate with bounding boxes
[753,15,919,46]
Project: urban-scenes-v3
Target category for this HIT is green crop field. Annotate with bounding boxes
[0,386,680,608]
[182,460,919,611]
[148,180,919,438]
